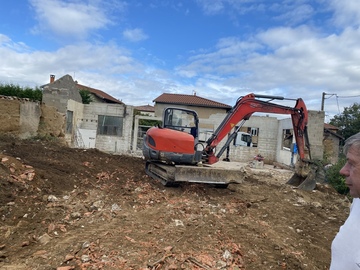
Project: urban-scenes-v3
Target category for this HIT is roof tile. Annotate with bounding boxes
[77,84,124,104]
[153,93,231,109]
[135,105,155,112]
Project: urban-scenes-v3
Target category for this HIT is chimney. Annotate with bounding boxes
[50,74,55,83]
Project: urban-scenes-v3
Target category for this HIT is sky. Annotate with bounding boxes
[1,0,360,122]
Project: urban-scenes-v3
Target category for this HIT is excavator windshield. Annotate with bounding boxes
[163,108,199,137]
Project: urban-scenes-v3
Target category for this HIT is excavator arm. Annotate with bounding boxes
[204,93,309,164]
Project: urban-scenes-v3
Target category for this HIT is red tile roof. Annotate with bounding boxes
[135,105,155,112]
[76,84,124,105]
[324,123,339,130]
[153,93,231,109]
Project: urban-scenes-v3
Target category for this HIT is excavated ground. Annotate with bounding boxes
[0,135,350,270]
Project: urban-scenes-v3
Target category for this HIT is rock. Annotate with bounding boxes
[38,233,52,245]
[70,212,82,219]
[47,195,59,202]
[90,200,104,211]
[174,219,184,226]
[222,249,232,260]
[82,241,90,249]
[111,203,121,212]
[81,254,90,262]
[216,260,227,268]
[312,202,322,208]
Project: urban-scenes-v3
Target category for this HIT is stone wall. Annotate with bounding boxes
[38,104,65,139]
[42,75,82,114]
[0,96,41,138]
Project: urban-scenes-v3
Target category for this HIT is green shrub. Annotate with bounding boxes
[326,157,349,195]
[0,83,42,102]
[79,90,93,104]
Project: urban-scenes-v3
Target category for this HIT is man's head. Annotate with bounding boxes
[340,132,360,198]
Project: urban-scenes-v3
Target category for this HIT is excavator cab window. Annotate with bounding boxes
[163,108,199,136]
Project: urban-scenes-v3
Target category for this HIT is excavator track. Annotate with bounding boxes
[145,161,241,187]
[145,161,178,187]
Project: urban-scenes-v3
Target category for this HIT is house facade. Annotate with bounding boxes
[41,74,134,154]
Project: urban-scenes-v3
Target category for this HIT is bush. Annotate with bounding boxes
[326,157,349,195]
[0,83,42,102]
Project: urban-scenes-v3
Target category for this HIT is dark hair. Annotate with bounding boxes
[343,132,360,155]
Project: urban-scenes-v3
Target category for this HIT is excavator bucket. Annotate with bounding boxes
[286,162,319,191]
[286,168,317,191]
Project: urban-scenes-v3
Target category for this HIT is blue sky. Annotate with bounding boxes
[1,0,360,122]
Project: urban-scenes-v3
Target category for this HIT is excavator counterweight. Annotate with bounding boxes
[142,93,318,190]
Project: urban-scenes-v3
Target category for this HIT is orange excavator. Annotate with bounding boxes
[142,93,317,190]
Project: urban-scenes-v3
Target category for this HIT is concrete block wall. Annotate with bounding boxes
[79,104,99,130]
[228,116,279,163]
[307,110,325,160]
[199,114,279,163]
[249,116,279,162]
[75,103,134,154]
[42,89,70,114]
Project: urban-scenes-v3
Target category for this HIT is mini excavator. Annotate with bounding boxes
[142,93,317,190]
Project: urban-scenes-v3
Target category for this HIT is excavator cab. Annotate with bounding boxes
[143,107,203,166]
[163,108,199,137]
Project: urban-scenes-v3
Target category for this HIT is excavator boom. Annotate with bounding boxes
[205,93,308,164]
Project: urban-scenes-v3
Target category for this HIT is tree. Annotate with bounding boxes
[330,103,360,140]
[79,90,93,104]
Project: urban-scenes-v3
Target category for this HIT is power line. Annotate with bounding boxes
[336,96,340,114]
[336,94,360,98]
[321,92,360,111]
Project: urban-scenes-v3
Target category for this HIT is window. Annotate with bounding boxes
[163,108,197,135]
[66,110,73,134]
[97,115,123,136]
[282,129,293,149]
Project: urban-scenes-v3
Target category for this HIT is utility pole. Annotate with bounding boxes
[321,92,326,111]
[321,92,337,111]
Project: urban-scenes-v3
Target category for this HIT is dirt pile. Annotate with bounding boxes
[0,135,350,269]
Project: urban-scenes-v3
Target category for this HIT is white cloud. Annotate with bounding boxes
[0,34,30,52]
[196,0,224,15]
[29,0,115,39]
[122,28,148,42]
[272,4,315,25]
[174,19,360,119]
[256,25,318,49]
[330,0,360,28]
